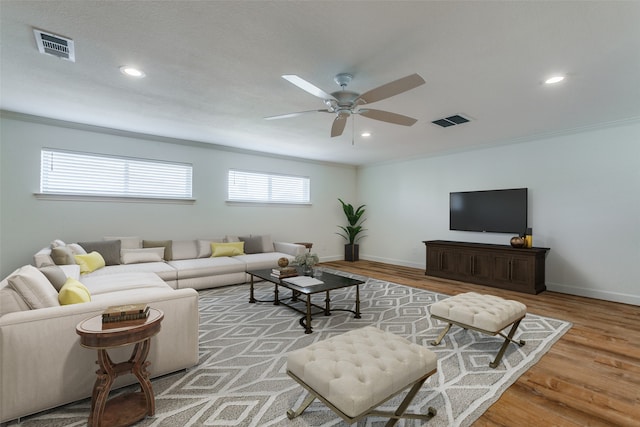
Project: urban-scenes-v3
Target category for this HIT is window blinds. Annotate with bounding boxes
[40,149,193,199]
[228,169,310,203]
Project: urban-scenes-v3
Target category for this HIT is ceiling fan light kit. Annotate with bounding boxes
[266,73,426,137]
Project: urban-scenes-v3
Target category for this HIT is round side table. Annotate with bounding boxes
[76,308,164,427]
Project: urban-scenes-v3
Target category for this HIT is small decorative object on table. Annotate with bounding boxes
[524,227,533,248]
[277,257,290,268]
[510,235,525,248]
[294,252,319,276]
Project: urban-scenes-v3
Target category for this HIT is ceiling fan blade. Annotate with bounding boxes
[265,109,331,120]
[359,109,418,126]
[331,113,348,137]
[282,75,336,100]
[357,73,425,104]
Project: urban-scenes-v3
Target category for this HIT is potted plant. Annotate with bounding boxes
[336,198,366,262]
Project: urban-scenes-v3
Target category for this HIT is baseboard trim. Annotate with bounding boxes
[358,255,423,270]
[546,282,640,306]
[331,255,640,307]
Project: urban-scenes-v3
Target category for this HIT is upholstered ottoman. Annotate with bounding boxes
[286,326,437,426]
[429,292,527,368]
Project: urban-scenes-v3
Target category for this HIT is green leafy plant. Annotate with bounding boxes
[336,198,366,244]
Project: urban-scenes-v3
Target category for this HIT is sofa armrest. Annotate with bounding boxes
[0,288,199,423]
[273,242,306,257]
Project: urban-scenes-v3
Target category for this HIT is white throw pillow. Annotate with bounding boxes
[66,243,87,255]
[8,265,60,309]
[120,247,164,264]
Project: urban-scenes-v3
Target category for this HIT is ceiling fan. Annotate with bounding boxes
[265,73,425,137]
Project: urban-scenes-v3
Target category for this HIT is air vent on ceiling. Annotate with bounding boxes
[432,114,470,128]
[33,29,75,62]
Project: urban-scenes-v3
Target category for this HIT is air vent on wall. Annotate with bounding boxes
[432,114,470,128]
[33,29,75,62]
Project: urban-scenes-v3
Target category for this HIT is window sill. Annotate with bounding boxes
[225,200,311,207]
[34,193,196,204]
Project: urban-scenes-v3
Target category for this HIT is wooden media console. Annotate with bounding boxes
[423,240,549,294]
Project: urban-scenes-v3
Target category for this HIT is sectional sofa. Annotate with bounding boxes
[0,235,306,423]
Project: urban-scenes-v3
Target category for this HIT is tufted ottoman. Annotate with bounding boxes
[429,292,527,368]
[286,326,437,426]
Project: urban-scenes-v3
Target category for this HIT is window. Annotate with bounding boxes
[40,149,193,199]
[228,169,310,204]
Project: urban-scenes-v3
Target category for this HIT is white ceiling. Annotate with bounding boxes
[1,1,639,166]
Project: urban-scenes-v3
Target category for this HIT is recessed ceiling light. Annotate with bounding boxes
[361,132,371,137]
[120,66,145,78]
[545,75,565,84]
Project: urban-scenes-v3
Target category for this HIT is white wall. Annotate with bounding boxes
[2,114,639,305]
[0,115,357,278]
[358,121,640,305]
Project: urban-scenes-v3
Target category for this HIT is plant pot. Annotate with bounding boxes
[344,244,359,262]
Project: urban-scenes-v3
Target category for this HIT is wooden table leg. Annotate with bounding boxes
[88,339,155,426]
[89,349,116,427]
[131,340,154,416]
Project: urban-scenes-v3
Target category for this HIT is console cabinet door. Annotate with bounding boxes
[426,246,457,276]
[492,254,533,289]
[458,250,492,281]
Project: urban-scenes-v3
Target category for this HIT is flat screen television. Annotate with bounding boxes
[450,188,528,234]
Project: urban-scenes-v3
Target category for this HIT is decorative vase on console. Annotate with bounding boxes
[294,252,319,276]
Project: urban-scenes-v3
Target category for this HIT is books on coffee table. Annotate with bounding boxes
[271,267,298,279]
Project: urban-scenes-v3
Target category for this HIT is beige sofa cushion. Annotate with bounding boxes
[120,248,164,264]
[51,246,76,265]
[38,265,68,291]
[143,240,173,260]
[103,236,142,249]
[7,265,59,309]
[168,257,245,280]
[240,235,273,254]
[0,280,31,315]
[81,271,171,296]
[78,240,121,266]
[235,252,294,270]
[196,239,224,258]
[81,262,178,284]
[171,240,198,260]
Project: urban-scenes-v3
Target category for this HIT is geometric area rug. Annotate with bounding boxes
[11,268,571,427]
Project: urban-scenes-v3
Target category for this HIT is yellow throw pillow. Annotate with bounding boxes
[211,241,245,257]
[58,277,91,305]
[74,251,106,274]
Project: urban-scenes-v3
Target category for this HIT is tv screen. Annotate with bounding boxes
[450,188,528,234]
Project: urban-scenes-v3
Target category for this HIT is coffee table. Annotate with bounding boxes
[76,308,163,427]
[248,269,364,334]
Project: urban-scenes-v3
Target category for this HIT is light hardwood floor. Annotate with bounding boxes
[321,260,640,427]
